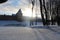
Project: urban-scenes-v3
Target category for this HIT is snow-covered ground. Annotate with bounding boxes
[0,20,60,40]
[0,20,23,26]
[0,26,60,40]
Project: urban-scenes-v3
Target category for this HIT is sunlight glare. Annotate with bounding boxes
[22,8,32,17]
[22,8,41,18]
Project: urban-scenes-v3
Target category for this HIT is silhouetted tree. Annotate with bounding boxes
[39,0,46,25]
[56,0,60,25]
[43,0,51,25]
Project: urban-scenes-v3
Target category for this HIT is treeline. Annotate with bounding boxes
[30,0,60,26]
[0,15,16,20]
[39,0,60,26]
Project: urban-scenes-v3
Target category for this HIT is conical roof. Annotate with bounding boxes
[16,9,22,16]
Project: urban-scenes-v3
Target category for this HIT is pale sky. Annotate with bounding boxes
[0,0,28,15]
[0,0,41,18]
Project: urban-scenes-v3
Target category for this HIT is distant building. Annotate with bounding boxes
[0,15,16,20]
[12,14,16,16]
[16,9,23,21]
[0,9,23,21]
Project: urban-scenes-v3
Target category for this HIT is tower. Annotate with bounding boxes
[16,9,23,21]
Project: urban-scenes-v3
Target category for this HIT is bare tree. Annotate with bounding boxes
[39,0,46,25]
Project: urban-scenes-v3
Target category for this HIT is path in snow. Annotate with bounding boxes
[0,27,60,40]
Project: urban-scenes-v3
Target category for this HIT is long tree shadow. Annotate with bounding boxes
[31,25,60,34]
[47,26,60,34]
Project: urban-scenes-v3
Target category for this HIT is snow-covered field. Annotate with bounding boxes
[0,26,60,40]
[0,20,43,26]
[0,20,24,26]
[0,20,60,40]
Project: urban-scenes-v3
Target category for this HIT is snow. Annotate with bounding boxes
[0,20,60,40]
[0,27,60,40]
[0,20,43,26]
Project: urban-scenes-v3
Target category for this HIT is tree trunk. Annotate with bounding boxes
[43,0,50,25]
[39,0,45,25]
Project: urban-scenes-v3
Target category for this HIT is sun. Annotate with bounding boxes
[22,8,33,17]
[22,8,41,18]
